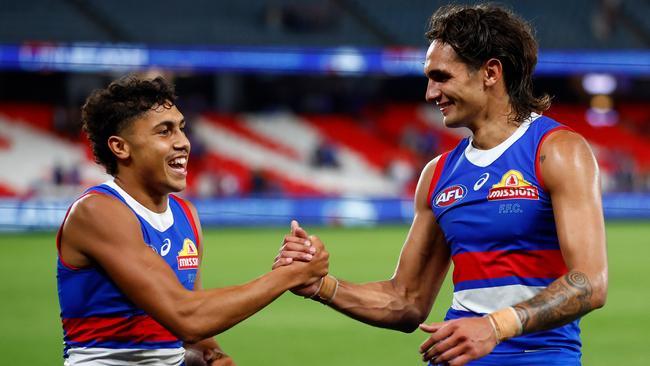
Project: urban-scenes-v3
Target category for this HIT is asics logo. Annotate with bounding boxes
[161,238,172,256]
[473,173,490,191]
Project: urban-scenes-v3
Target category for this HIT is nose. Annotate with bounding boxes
[174,128,191,153]
[425,79,441,104]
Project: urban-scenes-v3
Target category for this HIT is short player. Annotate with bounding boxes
[57,75,328,365]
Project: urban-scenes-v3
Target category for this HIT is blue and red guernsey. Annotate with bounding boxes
[428,114,581,355]
[56,180,200,365]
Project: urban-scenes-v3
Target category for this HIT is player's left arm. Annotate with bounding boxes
[183,200,236,366]
[511,130,608,332]
[420,130,608,365]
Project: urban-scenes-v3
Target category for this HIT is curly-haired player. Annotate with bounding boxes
[56,75,329,365]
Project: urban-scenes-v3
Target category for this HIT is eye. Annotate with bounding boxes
[158,128,170,136]
[428,71,451,83]
[432,75,450,83]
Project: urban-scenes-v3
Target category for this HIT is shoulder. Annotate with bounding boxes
[61,192,142,265]
[540,129,593,164]
[539,129,598,191]
[415,153,450,210]
[542,127,587,146]
[66,192,136,228]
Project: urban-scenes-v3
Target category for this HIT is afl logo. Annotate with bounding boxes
[434,185,467,207]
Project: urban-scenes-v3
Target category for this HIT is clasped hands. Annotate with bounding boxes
[272,220,329,297]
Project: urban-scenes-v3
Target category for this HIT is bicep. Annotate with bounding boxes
[542,132,606,274]
[392,158,451,302]
[392,210,450,291]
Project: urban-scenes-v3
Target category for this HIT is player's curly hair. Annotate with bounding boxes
[425,4,551,124]
[81,75,177,176]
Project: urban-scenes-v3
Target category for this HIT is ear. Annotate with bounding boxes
[483,58,503,87]
[107,135,130,160]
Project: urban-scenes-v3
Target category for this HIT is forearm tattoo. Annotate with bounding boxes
[513,271,593,333]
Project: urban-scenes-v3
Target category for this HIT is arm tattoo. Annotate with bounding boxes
[539,154,546,165]
[513,271,593,334]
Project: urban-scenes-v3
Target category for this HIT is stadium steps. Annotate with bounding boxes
[0,116,106,196]
[241,112,393,182]
[241,112,324,161]
[303,114,417,169]
[191,117,328,197]
[202,113,301,160]
[190,152,323,197]
[193,115,399,196]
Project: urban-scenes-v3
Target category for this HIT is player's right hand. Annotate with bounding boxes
[273,220,316,268]
[273,220,328,296]
[297,234,329,285]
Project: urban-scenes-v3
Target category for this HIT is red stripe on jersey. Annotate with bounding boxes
[63,315,178,343]
[427,152,450,209]
[535,126,572,191]
[451,249,568,284]
[171,195,200,249]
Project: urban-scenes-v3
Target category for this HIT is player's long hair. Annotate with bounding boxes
[81,75,177,175]
[425,4,551,124]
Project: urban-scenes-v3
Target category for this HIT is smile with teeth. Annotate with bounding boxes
[438,101,453,114]
[168,157,188,175]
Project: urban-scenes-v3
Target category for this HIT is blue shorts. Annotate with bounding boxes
[431,348,581,366]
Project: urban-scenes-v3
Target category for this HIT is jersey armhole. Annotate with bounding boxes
[427,152,450,209]
[56,190,107,271]
[535,126,573,191]
[171,195,201,249]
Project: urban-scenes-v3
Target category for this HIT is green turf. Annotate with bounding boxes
[0,222,648,365]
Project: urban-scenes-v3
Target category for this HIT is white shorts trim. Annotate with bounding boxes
[451,284,545,314]
[64,347,184,366]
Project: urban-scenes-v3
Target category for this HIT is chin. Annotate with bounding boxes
[442,115,470,129]
[170,181,187,193]
[442,117,460,128]
[162,177,187,193]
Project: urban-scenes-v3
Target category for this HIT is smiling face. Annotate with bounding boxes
[424,40,489,129]
[117,103,191,195]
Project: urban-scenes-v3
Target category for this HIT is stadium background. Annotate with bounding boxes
[0,0,649,365]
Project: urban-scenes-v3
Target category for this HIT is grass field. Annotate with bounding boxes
[1,221,648,365]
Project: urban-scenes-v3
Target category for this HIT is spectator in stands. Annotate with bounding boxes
[274,4,607,365]
[311,140,340,168]
[612,149,637,191]
[49,161,82,198]
[249,169,283,196]
[52,162,65,186]
[195,170,241,198]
